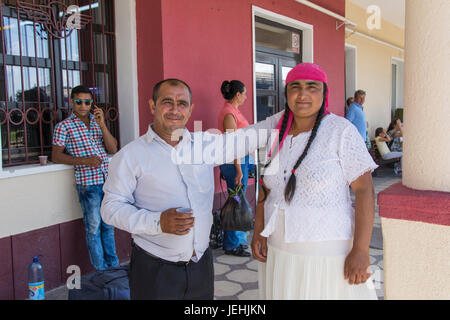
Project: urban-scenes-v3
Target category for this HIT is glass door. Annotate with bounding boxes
[279,57,297,110]
[255,53,277,122]
[255,52,298,122]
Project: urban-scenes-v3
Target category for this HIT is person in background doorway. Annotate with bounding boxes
[218,80,252,257]
[345,97,354,117]
[375,127,402,175]
[345,90,367,140]
[387,118,403,152]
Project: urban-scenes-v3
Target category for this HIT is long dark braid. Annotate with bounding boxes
[260,84,328,204]
[259,101,290,201]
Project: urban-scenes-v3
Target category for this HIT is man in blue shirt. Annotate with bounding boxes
[345,90,367,140]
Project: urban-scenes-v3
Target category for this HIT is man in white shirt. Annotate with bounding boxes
[101,79,281,299]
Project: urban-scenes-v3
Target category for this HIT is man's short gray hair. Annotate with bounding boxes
[354,90,366,98]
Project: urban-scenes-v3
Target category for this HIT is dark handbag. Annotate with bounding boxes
[220,184,254,231]
[68,265,130,300]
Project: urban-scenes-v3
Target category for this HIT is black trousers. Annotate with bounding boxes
[129,242,214,300]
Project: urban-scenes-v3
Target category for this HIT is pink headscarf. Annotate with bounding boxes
[267,63,330,158]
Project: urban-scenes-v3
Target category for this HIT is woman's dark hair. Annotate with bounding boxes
[375,127,384,137]
[346,97,354,107]
[221,80,245,101]
[387,118,400,132]
[71,85,93,99]
[260,83,328,204]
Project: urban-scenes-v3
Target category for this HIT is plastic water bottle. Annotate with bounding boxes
[28,256,44,300]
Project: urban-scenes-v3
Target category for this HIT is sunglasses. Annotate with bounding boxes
[73,99,93,106]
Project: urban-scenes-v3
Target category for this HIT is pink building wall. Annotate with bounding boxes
[135,0,346,196]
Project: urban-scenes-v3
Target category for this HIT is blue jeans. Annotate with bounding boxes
[219,155,254,251]
[76,184,119,271]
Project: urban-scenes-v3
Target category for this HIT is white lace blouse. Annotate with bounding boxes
[260,114,378,243]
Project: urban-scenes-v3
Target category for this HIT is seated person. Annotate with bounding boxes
[387,118,403,152]
[375,128,402,160]
[375,127,402,175]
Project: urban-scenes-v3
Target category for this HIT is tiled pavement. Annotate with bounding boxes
[46,167,401,300]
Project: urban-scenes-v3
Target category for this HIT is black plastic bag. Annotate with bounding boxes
[220,185,254,231]
[209,210,224,249]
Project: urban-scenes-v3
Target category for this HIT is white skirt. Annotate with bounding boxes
[258,211,378,300]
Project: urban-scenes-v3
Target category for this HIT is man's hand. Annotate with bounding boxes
[83,156,103,168]
[160,208,195,236]
[93,105,106,129]
[344,248,372,285]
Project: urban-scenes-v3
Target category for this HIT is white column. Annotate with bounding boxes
[114,0,140,146]
[403,0,450,192]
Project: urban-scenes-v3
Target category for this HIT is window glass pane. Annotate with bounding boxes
[6,65,22,103]
[1,113,7,161]
[61,30,79,62]
[256,63,275,90]
[257,95,275,122]
[62,69,81,105]
[94,33,105,64]
[91,0,105,25]
[6,66,52,106]
[255,21,300,54]
[3,16,49,58]
[23,68,52,105]
[3,16,20,56]
[8,123,25,164]
[282,67,293,88]
[94,71,109,104]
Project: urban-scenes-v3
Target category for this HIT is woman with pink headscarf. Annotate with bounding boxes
[251,63,379,300]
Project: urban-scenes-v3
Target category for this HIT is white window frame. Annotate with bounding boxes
[391,56,405,115]
[345,43,358,101]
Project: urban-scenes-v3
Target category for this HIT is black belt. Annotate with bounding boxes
[132,241,193,266]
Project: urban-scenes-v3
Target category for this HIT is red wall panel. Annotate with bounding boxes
[11,225,61,300]
[136,0,165,135]
[0,237,14,300]
[59,220,95,284]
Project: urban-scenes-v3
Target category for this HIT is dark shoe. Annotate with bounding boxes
[224,246,251,257]
[240,244,249,250]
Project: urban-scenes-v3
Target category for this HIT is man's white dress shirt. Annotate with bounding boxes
[101,112,282,263]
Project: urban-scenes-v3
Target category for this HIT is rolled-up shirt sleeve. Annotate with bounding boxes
[339,124,378,185]
[52,122,68,147]
[101,149,163,235]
